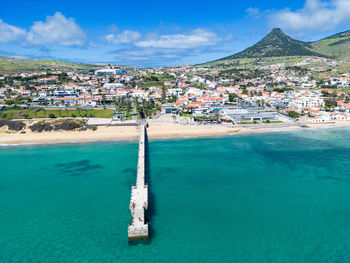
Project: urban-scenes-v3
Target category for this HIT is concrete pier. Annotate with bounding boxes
[128,123,149,240]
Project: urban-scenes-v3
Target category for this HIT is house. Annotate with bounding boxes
[162,103,176,114]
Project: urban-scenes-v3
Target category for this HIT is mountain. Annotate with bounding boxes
[312,30,350,61]
[219,28,324,61]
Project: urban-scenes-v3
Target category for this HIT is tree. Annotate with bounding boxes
[167,94,177,103]
[324,99,337,110]
[135,100,140,113]
[288,111,300,118]
[161,86,166,102]
[228,93,234,102]
[317,79,325,87]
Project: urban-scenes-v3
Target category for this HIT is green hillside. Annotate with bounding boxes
[312,30,350,61]
[0,57,104,73]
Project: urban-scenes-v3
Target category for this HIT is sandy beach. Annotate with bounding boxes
[1,121,350,145]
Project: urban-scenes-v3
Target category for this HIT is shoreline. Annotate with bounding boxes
[1,121,350,146]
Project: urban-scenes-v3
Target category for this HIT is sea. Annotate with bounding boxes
[0,127,350,263]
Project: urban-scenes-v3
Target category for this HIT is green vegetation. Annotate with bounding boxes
[0,107,114,119]
[219,68,267,79]
[273,87,293,92]
[236,120,282,124]
[0,57,103,73]
[237,121,258,124]
[136,73,176,89]
[263,120,282,123]
[179,112,193,117]
[287,111,301,118]
[140,99,161,117]
[312,30,350,61]
[5,96,31,105]
[201,56,306,69]
[324,99,338,109]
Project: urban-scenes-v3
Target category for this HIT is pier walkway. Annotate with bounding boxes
[128,123,149,240]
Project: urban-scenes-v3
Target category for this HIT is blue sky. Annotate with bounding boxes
[1,0,350,66]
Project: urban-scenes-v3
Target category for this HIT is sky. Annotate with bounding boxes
[1,0,350,67]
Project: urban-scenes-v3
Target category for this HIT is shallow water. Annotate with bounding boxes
[0,128,350,262]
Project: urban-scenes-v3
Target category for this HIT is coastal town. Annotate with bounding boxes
[2,0,350,261]
[1,56,350,132]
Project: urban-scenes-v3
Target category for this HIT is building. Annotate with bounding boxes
[95,68,125,75]
[162,103,176,114]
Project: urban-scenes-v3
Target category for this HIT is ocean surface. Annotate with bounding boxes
[0,128,350,263]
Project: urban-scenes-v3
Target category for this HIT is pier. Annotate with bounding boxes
[128,123,149,240]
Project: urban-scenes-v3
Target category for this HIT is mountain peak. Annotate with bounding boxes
[270,28,284,34]
[218,28,324,60]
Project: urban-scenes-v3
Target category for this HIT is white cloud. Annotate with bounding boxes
[246,7,261,18]
[26,12,86,46]
[0,19,26,43]
[269,0,350,33]
[104,30,141,44]
[135,29,221,49]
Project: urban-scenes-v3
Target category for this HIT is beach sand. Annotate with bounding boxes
[1,121,350,145]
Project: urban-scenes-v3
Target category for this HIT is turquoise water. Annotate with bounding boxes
[1,128,350,262]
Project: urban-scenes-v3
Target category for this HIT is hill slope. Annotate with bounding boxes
[312,30,350,61]
[0,57,104,73]
[219,28,324,61]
